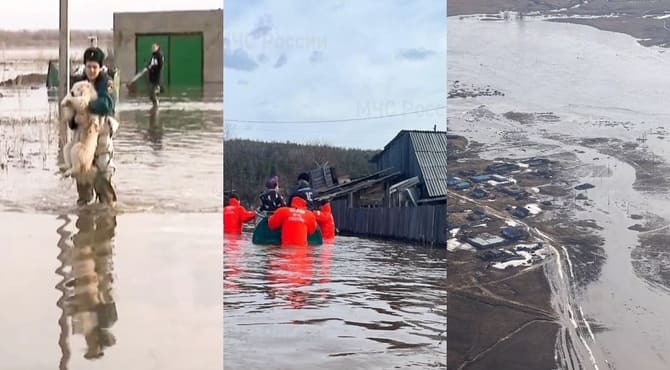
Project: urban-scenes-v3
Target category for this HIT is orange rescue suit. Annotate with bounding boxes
[224,198,256,234]
[314,202,336,240]
[268,197,317,247]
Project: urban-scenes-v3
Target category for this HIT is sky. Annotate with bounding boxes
[224,0,446,150]
[0,0,223,30]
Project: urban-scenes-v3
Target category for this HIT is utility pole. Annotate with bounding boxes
[58,0,70,160]
[58,0,69,118]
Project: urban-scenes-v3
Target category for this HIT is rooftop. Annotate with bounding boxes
[371,130,447,198]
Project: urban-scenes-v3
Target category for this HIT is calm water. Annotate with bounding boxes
[0,86,223,369]
[223,234,447,370]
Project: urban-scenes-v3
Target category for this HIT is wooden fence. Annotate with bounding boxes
[331,200,447,246]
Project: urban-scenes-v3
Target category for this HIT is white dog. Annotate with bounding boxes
[60,80,101,185]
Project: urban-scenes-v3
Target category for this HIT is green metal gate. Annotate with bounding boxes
[169,34,203,87]
[135,33,203,91]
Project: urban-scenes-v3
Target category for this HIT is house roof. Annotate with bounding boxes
[369,130,448,198]
[315,168,402,201]
[408,131,448,198]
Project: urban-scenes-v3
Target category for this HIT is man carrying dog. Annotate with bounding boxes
[68,46,118,207]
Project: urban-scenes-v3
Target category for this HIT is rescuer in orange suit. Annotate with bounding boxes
[267,196,317,247]
[314,201,336,240]
[224,194,256,234]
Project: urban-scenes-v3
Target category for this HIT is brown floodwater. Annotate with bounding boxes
[223,234,447,370]
[0,86,223,213]
[0,85,223,369]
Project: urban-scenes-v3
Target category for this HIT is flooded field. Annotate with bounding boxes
[0,87,223,213]
[223,234,446,370]
[0,83,223,369]
[448,15,670,369]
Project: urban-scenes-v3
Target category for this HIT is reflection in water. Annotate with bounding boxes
[316,242,333,301]
[266,246,317,309]
[224,235,244,293]
[55,215,72,369]
[56,210,118,368]
[147,106,163,149]
[224,236,446,369]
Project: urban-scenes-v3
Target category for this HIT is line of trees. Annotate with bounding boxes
[224,139,379,207]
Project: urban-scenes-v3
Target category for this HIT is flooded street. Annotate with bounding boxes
[223,234,446,369]
[449,16,670,369]
[0,87,223,213]
[0,85,223,369]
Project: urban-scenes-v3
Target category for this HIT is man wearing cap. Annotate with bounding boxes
[68,46,119,207]
[258,176,286,213]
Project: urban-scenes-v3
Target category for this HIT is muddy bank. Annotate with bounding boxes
[503,111,560,125]
[530,210,606,288]
[548,16,670,48]
[447,267,558,370]
[447,0,572,17]
[448,81,504,99]
[0,73,47,88]
[630,213,670,291]
[577,137,670,194]
[449,0,670,48]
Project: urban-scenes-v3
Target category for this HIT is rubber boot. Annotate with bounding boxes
[77,182,95,207]
[94,173,117,207]
[150,85,159,107]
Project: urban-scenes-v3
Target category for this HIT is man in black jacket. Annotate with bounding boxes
[146,43,164,107]
[288,172,316,210]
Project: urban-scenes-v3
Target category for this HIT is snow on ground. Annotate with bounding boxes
[525,203,542,215]
[491,251,532,269]
[448,238,476,252]
[490,244,548,270]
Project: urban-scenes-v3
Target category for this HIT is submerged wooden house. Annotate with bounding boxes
[313,130,448,246]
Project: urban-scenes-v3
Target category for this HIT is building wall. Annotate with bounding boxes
[113,9,223,84]
[331,199,447,246]
[376,131,448,199]
[374,132,424,191]
[375,133,412,176]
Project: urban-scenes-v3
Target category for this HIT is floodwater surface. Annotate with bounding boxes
[0,87,223,213]
[223,234,447,370]
[0,85,223,369]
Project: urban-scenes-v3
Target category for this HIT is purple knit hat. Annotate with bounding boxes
[266,176,278,189]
